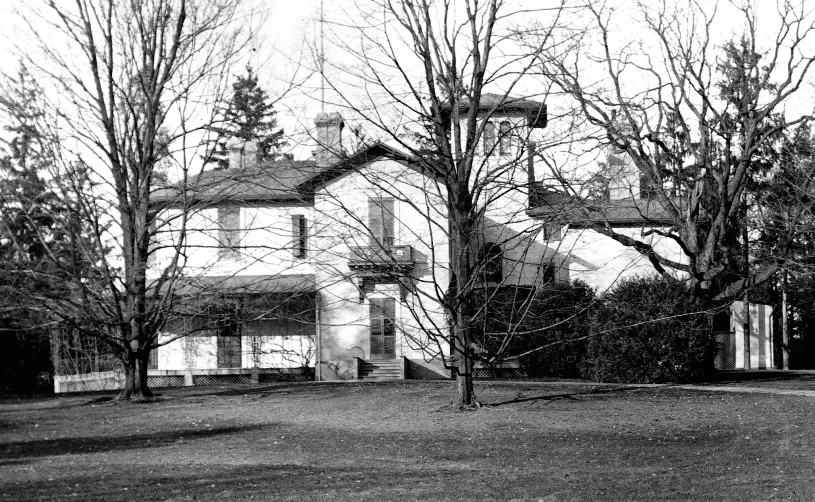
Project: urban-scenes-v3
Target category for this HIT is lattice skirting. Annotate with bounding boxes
[258,370,310,383]
[147,375,185,388]
[60,378,122,393]
[473,367,527,379]
[193,373,253,386]
[715,331,737,370]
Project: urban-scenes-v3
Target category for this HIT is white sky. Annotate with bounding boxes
[1,0,814,166]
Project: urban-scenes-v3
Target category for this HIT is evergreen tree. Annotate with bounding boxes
[211,66,284,169]
[0,64,80,391]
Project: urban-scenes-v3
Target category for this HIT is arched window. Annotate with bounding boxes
[499,121,511,155]
[483,122,496,155]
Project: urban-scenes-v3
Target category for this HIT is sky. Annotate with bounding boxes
[1,0,814,167]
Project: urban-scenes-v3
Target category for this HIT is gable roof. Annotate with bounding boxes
[151,142,421,206]
[296,142,422,193]
[151,158,321,206]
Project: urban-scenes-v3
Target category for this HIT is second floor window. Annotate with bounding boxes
[291,214,307,259]
[483,121,496,155]
[499,121,511,155]
[217,206,241,261]
[369,197,394,247]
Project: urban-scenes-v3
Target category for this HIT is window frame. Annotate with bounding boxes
[498,121,512,156]
[483,121,496,155]
[217,205,242,261]
[291,214,307,259]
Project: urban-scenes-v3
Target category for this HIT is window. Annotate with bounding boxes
[640,172,658,199]
[291,214,307,258]
[370,298,396,359]
[147,351,158,370]
[217,312,242,368]
[483,242,503,283]
[368,198,394,247]
[217,206,241,260]
[499,121,511,155]
[542,264,557,284]
[483,121,496,155]
[544,222,562,241]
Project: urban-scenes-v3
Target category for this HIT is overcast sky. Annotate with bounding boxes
[1,1,813,165]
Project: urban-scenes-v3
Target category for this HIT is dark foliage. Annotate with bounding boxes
[583,276,718,383]
[473,281,596,378]
[210,66,284,169]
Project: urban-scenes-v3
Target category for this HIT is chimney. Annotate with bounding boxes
[228,140,260,170]
[313,112,344,166]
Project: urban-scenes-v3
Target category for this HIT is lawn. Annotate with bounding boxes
[1,380,814,501]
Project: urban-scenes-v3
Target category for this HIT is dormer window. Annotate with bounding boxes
[483,122,496,155]
[499,121,511,155]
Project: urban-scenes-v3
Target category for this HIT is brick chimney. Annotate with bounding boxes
[228,140,260,169]
[313,112,344,166]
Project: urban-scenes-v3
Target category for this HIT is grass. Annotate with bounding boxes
[1,380,815,501]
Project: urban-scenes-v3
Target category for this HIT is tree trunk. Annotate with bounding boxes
[117,350,153,400]
[782,275,789,370]
[453,322,477,409]
[448,201,479,409]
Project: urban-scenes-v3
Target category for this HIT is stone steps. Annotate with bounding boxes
[359,360,403,380]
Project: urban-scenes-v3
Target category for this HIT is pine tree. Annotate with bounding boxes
[211,66,284,169]
[0,63,78,391]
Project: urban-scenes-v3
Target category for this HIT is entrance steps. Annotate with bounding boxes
[358,359,404,380]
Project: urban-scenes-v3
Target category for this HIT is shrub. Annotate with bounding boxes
[516,280,596,378]
[473,281,596,378]
[582,276,717,383]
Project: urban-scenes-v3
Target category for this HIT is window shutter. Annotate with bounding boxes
[544,223,562,241]
[291,214,307,258]
[381,198,394,246]
[368,199,382,247]
[382,298,395,356]
[218,206,241,260]
[499,121,511,155]
[369,198,394,247]
[370,299,383,356]
[382,298,395,335]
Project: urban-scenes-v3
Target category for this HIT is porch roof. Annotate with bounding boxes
[527,187,676,227]
[169,274,315,297]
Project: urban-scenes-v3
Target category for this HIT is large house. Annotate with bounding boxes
[146,96,572,383]
[52,96,773,393]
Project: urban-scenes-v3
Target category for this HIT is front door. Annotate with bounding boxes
[370,298,396,359]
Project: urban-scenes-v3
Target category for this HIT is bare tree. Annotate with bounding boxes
[316,0,567,408]
[526,0,815,300]
[9,0,259,399]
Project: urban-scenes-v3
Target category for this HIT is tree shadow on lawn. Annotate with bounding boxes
[708,370,815,384]
[0,424,266,466]
[485,385,639,407]
[0,461,572,502]
[173,380,424,400]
